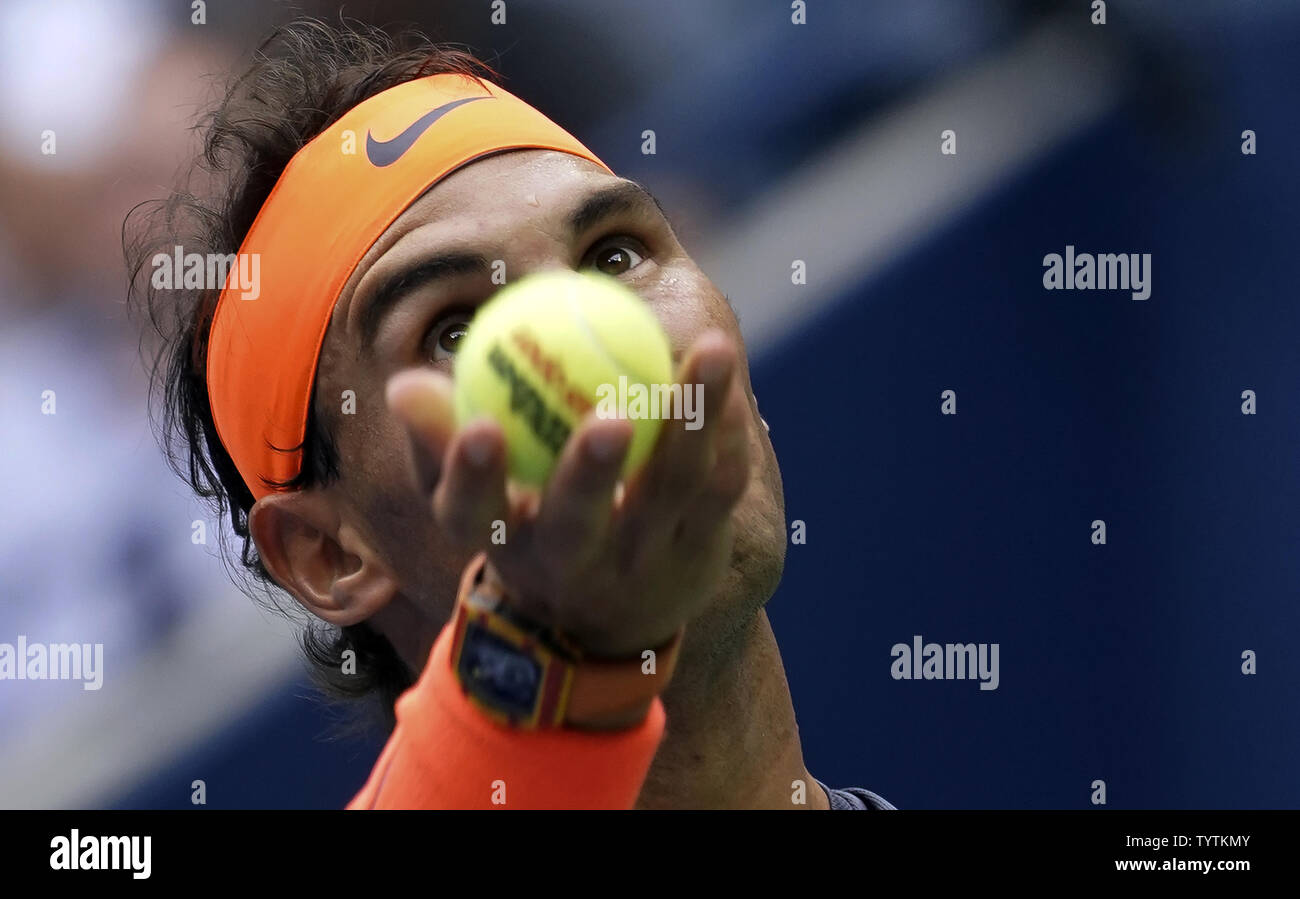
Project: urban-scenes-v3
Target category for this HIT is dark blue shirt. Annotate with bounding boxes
[817,779,896,810]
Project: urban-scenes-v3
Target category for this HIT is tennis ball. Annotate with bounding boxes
[453,269,674,486]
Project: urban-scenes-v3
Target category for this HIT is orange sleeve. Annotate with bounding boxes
[346,620,666,810]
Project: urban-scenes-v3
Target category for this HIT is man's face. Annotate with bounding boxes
[311,149,786,664]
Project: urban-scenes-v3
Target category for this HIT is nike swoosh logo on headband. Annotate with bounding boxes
[365,96,491,167]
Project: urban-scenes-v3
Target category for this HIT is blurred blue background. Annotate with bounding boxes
[1,0,1296,808]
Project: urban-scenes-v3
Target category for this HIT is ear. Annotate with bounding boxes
[248,490,397,628]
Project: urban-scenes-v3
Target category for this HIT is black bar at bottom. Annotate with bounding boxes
[0,810,1282,884]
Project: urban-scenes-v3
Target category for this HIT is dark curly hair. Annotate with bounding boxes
[124,17,496,733]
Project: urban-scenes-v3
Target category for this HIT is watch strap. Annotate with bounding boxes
[453,552,683,728]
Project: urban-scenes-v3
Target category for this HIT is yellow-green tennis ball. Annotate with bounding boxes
[453,269,674,486]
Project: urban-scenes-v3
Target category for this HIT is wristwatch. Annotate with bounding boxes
[447,553,684,729]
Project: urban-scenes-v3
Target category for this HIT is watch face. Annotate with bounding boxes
[457,625,544,720]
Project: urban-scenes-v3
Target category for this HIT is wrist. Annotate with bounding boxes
[480,560,682,663]
[450,554,683,731]
[568,627,684,662]
[565,698,655,731]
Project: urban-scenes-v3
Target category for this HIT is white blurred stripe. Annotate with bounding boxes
[700,19,1126,356]
[0,597,301,809]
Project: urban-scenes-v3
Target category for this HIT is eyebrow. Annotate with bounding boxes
[357,180,670,350]
[359,251,489,348]
[568,180,668,236]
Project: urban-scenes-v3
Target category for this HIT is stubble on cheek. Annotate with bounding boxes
[325,360,465,616]
[662,266,788,616]
[735,417,786,599]
[354,442,468,617]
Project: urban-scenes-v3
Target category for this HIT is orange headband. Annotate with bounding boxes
[206,73,611,499]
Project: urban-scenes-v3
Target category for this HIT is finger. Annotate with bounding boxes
[619,330,737,545]
[533,414,632,569]
[432,417,510,547]
[674,370,752,548]
[386,368,456,493]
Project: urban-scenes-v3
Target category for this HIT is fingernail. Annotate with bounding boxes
[387,370,451,427]
[698,353,730,386]
[587,427,629,463]
[464,432,495,468]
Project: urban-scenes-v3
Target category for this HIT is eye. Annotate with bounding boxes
[585,238,645,276]
[425,310,472,363]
